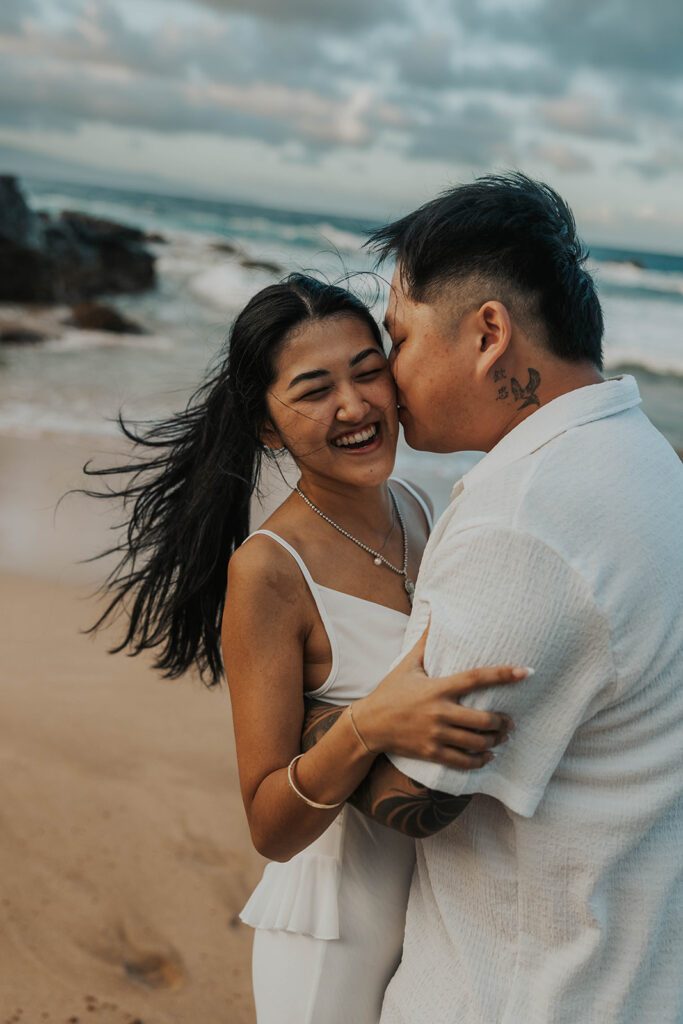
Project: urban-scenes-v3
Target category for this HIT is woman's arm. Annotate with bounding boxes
[300,627,526,839]
[224,540,523,859]
[222,537,378,863]
[302,702,471,837]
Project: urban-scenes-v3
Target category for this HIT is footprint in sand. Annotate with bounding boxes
[123,951,185,991]
[86,920,186,992]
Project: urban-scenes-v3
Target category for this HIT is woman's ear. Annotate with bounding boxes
[260,419,286,452]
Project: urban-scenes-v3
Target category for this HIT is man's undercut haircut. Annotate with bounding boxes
[367,172,604,368]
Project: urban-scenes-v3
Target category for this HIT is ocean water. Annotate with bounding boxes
[2,178,682,514]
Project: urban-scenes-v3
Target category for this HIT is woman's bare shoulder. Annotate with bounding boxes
[227,531,304,601]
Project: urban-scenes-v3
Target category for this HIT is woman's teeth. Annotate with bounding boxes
[332,424,378,448]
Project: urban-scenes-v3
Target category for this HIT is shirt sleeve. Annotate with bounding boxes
[388,525,616,817]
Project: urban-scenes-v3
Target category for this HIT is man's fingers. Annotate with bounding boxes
[442,665,532,698]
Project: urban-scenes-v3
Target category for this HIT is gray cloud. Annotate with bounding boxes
[407,102,514,164]
[531,143,593,173]
[396,32,457,90]
[0,53,375,154]
[538,97,636,143]
[1,0,680,193]
[617,78,683,128]
[188,0,403,30]
[0,0,37,33]
[626,148,683,180]
[386,29,568,97]
[454,0,683,79]
[18,3,346,102]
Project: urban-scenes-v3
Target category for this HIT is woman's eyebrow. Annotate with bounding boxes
[288,348,383,389]
[288,368,329,389]
[350,347,383,367]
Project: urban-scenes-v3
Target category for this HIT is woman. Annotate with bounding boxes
[82,274,523,1023]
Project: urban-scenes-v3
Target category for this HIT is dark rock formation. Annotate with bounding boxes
[211,240,239,254]
[65,301,146,334]
[0,326,47,344]
[239,257,282,274]
[0,176,156,303]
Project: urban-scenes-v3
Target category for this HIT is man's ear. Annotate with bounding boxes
[261,419,286,452]
[474,301,512,378]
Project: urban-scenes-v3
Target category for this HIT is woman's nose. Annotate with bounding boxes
[336,384,368,422]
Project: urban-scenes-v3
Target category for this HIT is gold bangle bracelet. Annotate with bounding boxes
[287,753,344,810]
[347,703,371,753]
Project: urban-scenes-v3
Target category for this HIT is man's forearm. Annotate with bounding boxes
[302,700,469,838]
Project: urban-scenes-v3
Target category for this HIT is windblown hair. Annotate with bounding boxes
[78,273,382,687]
[367,171,604,367]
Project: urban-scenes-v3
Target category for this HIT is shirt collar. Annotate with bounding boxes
[451,375,642,501]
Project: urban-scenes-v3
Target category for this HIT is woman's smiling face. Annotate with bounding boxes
[264,313,399,489]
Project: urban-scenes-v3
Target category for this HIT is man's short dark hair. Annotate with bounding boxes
[367,172,604,368]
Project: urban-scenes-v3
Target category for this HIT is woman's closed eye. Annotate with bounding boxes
[298,385,331,401]
[298,366,385,400]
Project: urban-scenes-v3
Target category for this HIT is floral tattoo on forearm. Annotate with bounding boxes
[301,700,470,838]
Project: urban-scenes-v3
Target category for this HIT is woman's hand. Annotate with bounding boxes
[352,622,530,770]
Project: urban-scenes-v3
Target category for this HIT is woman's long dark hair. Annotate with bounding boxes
[78,273,382,687]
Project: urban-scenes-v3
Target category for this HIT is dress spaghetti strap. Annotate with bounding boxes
[391,478,434,531]
[243,529,339,691]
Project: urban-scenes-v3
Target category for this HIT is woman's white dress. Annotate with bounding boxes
[239,481,432,1024]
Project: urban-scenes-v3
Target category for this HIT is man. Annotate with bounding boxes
[303,173,683,1022]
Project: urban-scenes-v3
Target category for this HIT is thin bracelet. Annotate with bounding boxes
[347,703,371,753]
[287,753,344,810]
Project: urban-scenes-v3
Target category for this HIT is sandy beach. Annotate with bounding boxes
[2,424,681,1024]
[0,432,296,1024]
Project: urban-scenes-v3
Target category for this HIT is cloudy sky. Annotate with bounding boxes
[1,0,682,250]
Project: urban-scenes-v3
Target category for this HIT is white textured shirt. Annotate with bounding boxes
[383,376,683,1024]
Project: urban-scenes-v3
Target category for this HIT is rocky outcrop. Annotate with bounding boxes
[239,257,282,274]
[0,176,156,303]
[65,301,146,334]
[0,326,47,344]
[211,240,240,255]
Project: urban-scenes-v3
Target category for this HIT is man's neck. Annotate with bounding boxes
[493,361,604,449]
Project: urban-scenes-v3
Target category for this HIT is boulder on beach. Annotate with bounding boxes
[0,175,156,303]
[239,256,282,274]
[0,325,47,344]
[211,239,240,254]
[65,301,147,334]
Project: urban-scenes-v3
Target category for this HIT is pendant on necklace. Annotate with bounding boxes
[404,577,415,604]
[373,556,383,566]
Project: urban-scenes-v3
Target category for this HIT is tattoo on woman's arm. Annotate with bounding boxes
[350,757,470,837]
[301,700,345,750]
[301,700,469,838]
